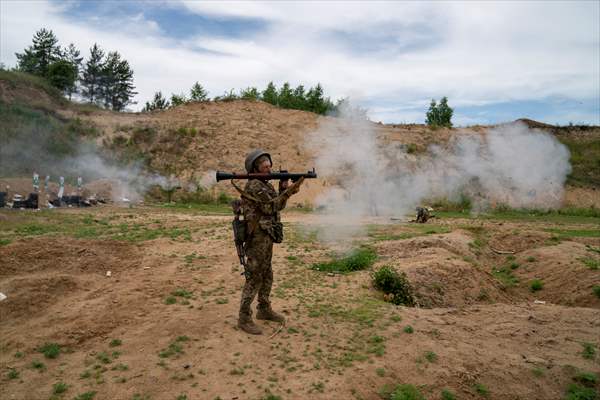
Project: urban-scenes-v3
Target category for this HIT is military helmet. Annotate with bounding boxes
[244,149,272,173]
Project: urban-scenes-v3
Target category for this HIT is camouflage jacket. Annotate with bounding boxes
[242,179,290,237]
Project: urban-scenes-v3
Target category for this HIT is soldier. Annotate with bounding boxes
[237,149,304,335]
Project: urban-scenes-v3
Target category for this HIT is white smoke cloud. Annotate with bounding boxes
[307,106,571,242]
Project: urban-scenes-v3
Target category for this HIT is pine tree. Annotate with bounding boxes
[47,60,77,93]
[437,97,453,127]
[261,82,278,105]
[291,85,306,110]
[426,97,453,127]
[170,93,187,107]
[143,91,170,112]
[15,28,63,76]
[81,43,105,104]
[278,82,293,108]
[101,51,136,111]
[306,84,327,114]
[63,43,83,99]
[190,82,208,101]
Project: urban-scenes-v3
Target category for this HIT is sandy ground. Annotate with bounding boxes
[1,206,599,400]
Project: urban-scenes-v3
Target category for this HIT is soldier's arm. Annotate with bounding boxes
[246,180,301,214]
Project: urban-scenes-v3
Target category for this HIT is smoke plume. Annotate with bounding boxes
[306,104,571,242]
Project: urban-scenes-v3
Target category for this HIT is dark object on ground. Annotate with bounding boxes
[0,192,6,208]
[50,195,91,207]
[13,193,38,209]
[415,206,435,223]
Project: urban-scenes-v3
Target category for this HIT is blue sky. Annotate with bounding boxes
[1,0,598,125]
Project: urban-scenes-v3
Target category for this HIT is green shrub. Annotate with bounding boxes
[390,384,425,400]
[564,383,597,400]
[372,266,415,306]
[574,371,598,386]
[38,342,61,359]
[530,279,544,292]
[593,286,600,299]
[312,247,377,273]
[441,390,456,400]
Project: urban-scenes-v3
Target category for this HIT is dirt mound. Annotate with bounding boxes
[0,237,140,278]
[510,241,600,308]
[1,275,78,319]
[376,231,514,307]
[488,230,550,253]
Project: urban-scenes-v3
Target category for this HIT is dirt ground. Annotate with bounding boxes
[1,206,599,400]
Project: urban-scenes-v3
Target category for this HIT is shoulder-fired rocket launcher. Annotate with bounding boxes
[216,168,317,182]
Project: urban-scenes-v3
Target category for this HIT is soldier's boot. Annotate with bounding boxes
[256,305,286,324]
[237,314,262,335]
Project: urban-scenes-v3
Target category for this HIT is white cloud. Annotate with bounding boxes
[1,0,598,123]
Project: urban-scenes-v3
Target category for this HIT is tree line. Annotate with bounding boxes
[13,28,136,111]
[143,81,339,115]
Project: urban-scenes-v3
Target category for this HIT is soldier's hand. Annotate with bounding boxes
[288,177,305,195]
[279,179,290,192]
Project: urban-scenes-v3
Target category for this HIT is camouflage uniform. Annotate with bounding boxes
[238,179,293,331]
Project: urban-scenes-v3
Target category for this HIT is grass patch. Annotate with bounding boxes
[403,325,414,334]
[593,286,600,299]
[380,383,425,400]
[564,383,598,400]
[372,266,415,306]
[441,389,456,400]
[545,229,600,239]
[52,381,68,394]
[73,392,96,400]
[530,279,544,292]
[7,368,19,379]
[312,247,377,273]
[574,371,598,386]
[0,238,11,246]
[474,383,489,397]
[492,266,519,287]
[31,360,46,371]
[579,257,600,270]
[38,342,61,359]
[581,342,596,360]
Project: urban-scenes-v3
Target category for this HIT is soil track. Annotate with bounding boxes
[1,206,599,400]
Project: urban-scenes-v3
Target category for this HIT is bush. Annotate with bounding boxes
[372,266,415,306]
[593,286,600,299]
[312,247,377,273]
[530,279,544,292]
[564,383,597,400]
[389,384,425,400]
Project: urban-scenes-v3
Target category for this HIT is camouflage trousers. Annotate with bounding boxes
[239,228,274,318]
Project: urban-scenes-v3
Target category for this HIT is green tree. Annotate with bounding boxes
[278,82,294,108]
[291,84,306,110]
[240,87,259,100]
[101,51,136,111]
[190,82,208,101]
[426,97,453,127]
[170,93,187,107]
[306,83,332,114]
[47,60,77,93]
[143,91,170,112]
[81,43,105,104]
[261,81,278,105]
[15,28,63,76]
[63,43,83,99]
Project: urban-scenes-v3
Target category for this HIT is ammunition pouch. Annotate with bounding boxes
[259,219,284,243]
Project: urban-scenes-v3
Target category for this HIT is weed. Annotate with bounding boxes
[31,359,46,371]
[492,266,519,287]
[14,351,23,358]
[530,279,544,292]
[574,371,598,386]
[80,370,92,379]
[386,384,425,400]
[580,257,600,270]
[474,383,489,397]
[96,351,112,364]
[261,395,282,400]
[176,395,188,400]
[372,266,415,306]
[109,339,122,347]
[7,368,19,379]
[532,367,545,377]
[172,288,193,298]
[564,383,597,400]
[403,326,414,334]
[441,389,456,400]
[311,381,325,393]
[526,256,537,262]
[215,297,229,304]
[0,238,11,246]
[164,296,177,305]
[159,341,184,358]
[376,368,386,377]
[509,262,520,270]
[38,342,61,359]
[390,315,402,322]
[73,392,96,400]
[52,382,68,394]
[581,342,596,360]
[312,247,377,273]
[112,363,129,371]
[593,286,600,299]
[424,351,437,363]
[131,395,151,400]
